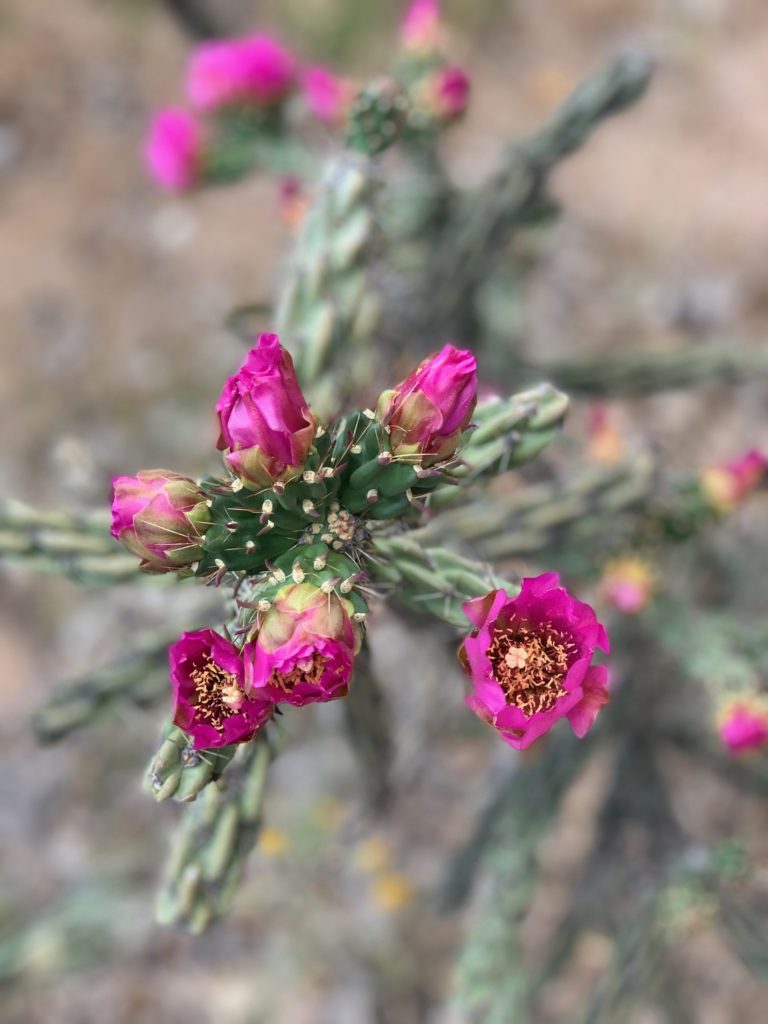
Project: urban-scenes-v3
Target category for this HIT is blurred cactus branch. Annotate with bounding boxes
[32,633,177,744]
[342,640,393,811]
[161,0,227,39]
[429,53,653,333]
[421,455,656,561]
[451,733,596,1020]
[0,501,140,584]
[275,153,381,414]
[525,341,768,396]
[155,735,273,933]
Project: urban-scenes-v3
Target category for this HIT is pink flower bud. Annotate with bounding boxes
[302,66,353,125]
[700,449,768,511]
[718,700,768,754]
[111,470,211,572]
[186,35,296,111]
[170,630,273,749]
[144,108,204,192]
[429,66,470,120]
[600,556,655,614]
[244,583,361,707]
[377,344,477,465]
[459,574,610,751]
[401,0,441,52]
[216,333,317,490]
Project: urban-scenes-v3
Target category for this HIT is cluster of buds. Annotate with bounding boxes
[145,34,351,192]
[112,334,610,759]
[145,2,471,193]
[397,0,470,133]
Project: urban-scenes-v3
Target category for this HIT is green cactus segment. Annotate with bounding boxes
[145,721,238,804]
[369,534,514,628]
[155,737,273,933]
[198,408,460,577]
[275,155,381,416]
[346,80,409,157]
[456,384,569,482]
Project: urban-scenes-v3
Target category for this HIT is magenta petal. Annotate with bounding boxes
[567,665,610,738]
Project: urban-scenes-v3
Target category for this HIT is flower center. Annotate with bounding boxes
[268,652,330,693]
[487,622,576,717]
[190,656,244,731]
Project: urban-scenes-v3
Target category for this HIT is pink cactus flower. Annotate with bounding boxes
[459,573,610,751]
[111,470,211,572]
[170,630,273,749]
[377,344,477,466]
[719,700,768,754]
[401,0,441,52]
[216,333,317,490]
[429,66,470,120]
[244,583,360,707]
[601,557,655,614]
[700,449,768,511]
[144,108,204,192]
[186,34,297,111]
[302,66,352,125]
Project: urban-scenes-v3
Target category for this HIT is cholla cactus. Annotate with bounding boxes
[3,3,766,1016]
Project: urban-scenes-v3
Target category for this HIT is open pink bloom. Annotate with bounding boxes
[170,630,273,749]
[401,0,441,52]
[429,66,470,120]
[700,449,768,511]
[459,574,610,751]
[244,583,360,707]
[144,108,203,192]
[302,66,352,124]
[377,344,477,465]
[111,470,210,572]
[216,333,317,490]
[719,701,768,754]
[186,34,296,111]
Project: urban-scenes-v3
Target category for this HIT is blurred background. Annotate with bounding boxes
[1,1,767,1022]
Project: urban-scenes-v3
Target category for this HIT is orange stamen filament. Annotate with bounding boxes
[191,656,244,731]
[488,622,576,718]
